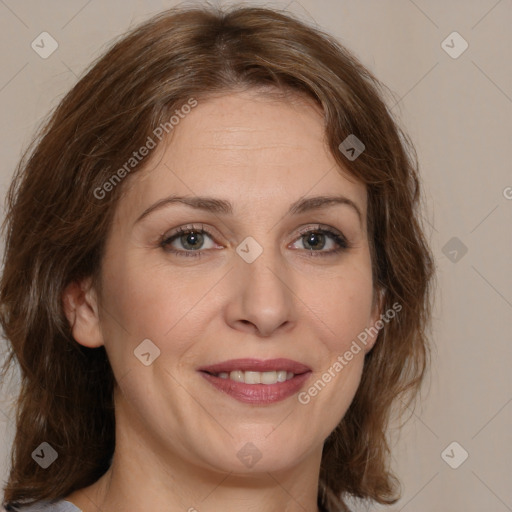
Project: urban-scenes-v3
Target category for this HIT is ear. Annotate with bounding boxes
[62,277,104,348]
[363,288,386,354]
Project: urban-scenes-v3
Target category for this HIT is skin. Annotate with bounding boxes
[63,89,382,512]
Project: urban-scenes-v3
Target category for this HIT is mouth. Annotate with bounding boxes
[197,358,312,404]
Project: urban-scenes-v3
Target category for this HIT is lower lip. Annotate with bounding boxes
[199,371,311,404]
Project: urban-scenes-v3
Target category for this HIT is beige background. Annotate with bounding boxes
[0,0,511,510]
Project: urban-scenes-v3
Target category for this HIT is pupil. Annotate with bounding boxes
[183,231,202,250]
[305,232,324,250]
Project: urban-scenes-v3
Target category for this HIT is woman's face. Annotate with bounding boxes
[76,90,382,476]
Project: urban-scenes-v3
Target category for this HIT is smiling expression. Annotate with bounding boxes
[81,89,382,475]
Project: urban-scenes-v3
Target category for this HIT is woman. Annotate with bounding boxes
[0,4,435,511]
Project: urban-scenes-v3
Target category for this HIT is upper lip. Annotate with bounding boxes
[198,358,311,375]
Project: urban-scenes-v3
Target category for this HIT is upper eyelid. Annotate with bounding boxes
[161,223,347,245]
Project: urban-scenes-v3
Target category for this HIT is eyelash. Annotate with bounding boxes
[159,223,351,259]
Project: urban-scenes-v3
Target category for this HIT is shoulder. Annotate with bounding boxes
[2,500,82,512]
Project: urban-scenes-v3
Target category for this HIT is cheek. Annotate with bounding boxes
[101,256,189,332]
[309,258,375,419]
[314,258,375,351]
[325,291,373,352]
[99,254,219,377]
[299,269,373,427]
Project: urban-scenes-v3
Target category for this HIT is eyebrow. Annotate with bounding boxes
[135,194,363,226]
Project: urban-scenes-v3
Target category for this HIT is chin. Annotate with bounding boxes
[198,435,311,475]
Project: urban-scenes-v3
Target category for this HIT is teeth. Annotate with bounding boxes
[214,370,296,384]
[230,370,244,382]
[277,370,288,382]
[245,371,261,384]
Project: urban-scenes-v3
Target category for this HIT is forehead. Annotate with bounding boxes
[117,90,367,223]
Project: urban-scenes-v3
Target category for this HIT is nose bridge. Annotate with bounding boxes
[228,232,295,336]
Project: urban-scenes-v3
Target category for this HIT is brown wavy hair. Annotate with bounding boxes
[0,4,435,511]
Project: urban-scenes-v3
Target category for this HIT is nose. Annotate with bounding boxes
[224,242,296,338]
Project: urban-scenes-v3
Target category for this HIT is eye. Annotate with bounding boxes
[289,225,350,257]
[160,224,218,258]
[159,223,350,258]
